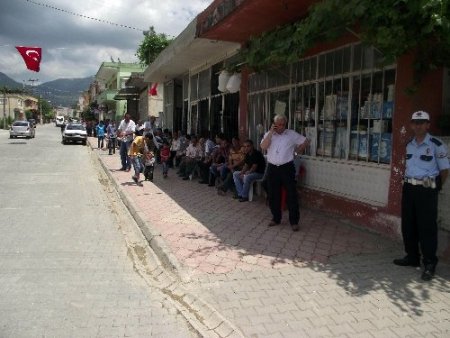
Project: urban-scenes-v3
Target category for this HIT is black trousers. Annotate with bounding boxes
[401,183,439,266]
[267,162,299,225]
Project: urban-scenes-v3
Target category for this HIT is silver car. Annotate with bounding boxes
[62,123,87,145]
[9,120,36,139]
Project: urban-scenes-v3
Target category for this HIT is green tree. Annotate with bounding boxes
[242,0,450,82]
[135,26,173,66]
[39,99,53,119]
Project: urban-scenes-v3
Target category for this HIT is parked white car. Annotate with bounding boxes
[62,123,87,145]
[9,120,35,139]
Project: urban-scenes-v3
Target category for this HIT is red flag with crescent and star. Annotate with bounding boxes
[148,82,158,96]
[15,46,42,72]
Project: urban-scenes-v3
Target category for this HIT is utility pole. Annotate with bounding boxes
[2,88,6,130]
[28,79,40,123]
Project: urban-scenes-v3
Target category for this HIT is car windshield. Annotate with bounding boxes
[13,121,29,127]
[66,124,85,131]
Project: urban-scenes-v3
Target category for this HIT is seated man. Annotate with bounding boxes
[232,139,266,202]
[198,132,221,184]
[176,133,189,170]
[179,135,203,180]
[208,137,230,187]
[218,136,244,195]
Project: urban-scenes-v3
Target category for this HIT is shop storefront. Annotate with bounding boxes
[145,0,449,255]
[247,43,396,207]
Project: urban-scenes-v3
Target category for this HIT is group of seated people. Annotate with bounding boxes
[174,132,266,202]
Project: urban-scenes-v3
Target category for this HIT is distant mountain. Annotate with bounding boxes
[0,72,23,90]
[36,76,94,107]
[0,72,94,107]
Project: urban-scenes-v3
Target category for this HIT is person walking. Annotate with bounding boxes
[106,121,117,155]
[260,114,309,231]
[117,113,136,171]
[96,120,106,149]
[129,133,153,184]
[160,141,171,178]
[393,111,449,281]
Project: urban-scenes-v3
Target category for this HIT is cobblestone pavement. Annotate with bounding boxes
[92,140,450,338]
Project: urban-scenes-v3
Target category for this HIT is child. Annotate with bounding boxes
[144,150,156,181]
[160,141,171,178]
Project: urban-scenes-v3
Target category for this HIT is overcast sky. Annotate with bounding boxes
[0,0,210,84]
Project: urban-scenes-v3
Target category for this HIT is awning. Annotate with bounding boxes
[143,19,240,83]
[114,87,139,101]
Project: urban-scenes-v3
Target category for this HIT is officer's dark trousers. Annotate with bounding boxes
[401,183,439,266]
[267,162,299,225]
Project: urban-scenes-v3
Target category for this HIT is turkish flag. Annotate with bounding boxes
[148,83,158,96]
[16,46,42,72]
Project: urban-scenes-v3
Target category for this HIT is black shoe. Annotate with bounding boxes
[268,220,280,227]
[291,224,300,232]
[239,197,249,202]
[421,265,436,281]
[393,256,420,267]
[208,183,215,187]
[198,180,208,184]
[182,176,189,180]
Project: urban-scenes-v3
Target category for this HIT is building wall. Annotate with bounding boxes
[241,40,448,257]
[439,137,450,232]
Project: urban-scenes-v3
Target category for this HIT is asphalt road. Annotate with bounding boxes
[0,124,197,337]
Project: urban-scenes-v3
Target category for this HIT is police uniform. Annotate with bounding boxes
[397,112,450,280]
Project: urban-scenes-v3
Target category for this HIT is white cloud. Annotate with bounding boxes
[0,0,210,83]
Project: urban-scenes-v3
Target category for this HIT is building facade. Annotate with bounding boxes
[94,62,145,122]
[144,0,450,255]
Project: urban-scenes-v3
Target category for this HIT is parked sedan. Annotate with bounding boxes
[62,123,87,145]
[9,120,35,139]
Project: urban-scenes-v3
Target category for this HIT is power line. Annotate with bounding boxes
[24,0,145,32]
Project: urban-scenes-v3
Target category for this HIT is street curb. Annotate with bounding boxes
[88,140,244,338]
[94,147,189,280]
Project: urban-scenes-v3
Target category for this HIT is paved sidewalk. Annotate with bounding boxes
[90,140,450,337]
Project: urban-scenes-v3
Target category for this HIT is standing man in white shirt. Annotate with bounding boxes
[260,114,309,231]
[117,113,136,171]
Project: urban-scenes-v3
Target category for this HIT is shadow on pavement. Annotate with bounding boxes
[95,145,450,316]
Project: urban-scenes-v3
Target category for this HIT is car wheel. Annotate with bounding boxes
[63,138,67,144]
[82,140,87,146]
[9,135,12,139]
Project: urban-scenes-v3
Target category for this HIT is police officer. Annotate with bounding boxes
[394,111,449,281]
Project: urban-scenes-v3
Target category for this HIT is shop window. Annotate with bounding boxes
[190,74,198,101]
[248,42,396,164]
[182,75,189,101]
[248,93,267,149]
[267,65,290,88]
[198,69,211,99]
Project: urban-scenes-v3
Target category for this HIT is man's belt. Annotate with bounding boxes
[404,177,437,188]
[268,161,293,167]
